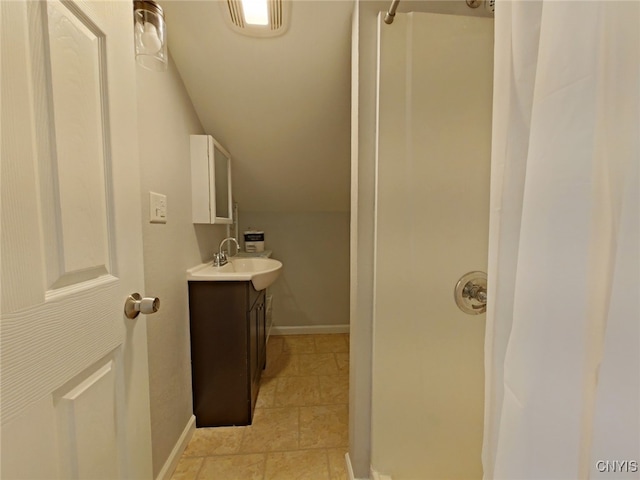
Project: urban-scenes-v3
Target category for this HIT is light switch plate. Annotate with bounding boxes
[149,192,167,224]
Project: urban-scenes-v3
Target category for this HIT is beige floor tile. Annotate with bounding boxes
[314,334,349,353]
[183,426,245,457]
[264,450,330,480]
[299,405,349,449]
[298,353,339,376]
[318,375,349,405]
[240,407,299,453]
[170,456,203,480]
[256,376,278,409]
[273,376,321,407]
[197,454,265,480]
[327,448,349,480]
[267,336,285,355]
[335,353,349,374]
[173,336,351,479]
[263,353,299,378]
[282,335,316,354]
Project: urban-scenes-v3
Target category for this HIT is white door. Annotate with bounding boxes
[1,1,153,479]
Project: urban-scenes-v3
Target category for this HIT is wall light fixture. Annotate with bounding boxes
[134,0,167,72]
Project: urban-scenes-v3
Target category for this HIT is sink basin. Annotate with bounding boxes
[187,257,283,291]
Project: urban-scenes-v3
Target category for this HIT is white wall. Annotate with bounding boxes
[239,211,350,330]
[136,55,228,478]
[371,12,493,479]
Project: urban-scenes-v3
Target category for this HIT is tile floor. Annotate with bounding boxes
[170,334,350,480]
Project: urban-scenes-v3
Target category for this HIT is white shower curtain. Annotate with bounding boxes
[483,1,639,479]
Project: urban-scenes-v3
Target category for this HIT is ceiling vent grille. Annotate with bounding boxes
[223,0,290,38]
[227,0,245,29]
[269,0,282,30]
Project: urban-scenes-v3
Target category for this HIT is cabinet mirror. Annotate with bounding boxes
[191,135,233,224]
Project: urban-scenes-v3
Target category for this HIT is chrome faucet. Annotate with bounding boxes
[213,237,240,267]
[220,237,240,257]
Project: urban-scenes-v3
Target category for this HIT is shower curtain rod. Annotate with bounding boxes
[384,0,491,24]
[384,0,400,24]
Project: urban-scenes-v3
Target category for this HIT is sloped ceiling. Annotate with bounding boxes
[163,1,492,213]
[163,0,353,213]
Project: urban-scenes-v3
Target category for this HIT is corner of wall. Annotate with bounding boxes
[154,416,195,480]
[136,53,229,478]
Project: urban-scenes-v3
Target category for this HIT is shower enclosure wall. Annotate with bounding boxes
[371,11,493,479]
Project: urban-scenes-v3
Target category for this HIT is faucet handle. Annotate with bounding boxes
[212,252,228,267]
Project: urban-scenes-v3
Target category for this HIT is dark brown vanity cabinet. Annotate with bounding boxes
[188,281,266,427]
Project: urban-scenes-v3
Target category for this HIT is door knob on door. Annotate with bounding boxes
[124,293,160,319]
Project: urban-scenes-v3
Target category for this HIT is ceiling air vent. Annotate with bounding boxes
[223,0,290,38]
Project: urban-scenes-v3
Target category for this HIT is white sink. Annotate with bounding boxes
[187,257,283,291]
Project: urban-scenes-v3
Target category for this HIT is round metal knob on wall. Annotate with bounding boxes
[454,271,487,315]
[124,293,160,319]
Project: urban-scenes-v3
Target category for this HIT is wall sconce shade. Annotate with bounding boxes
[134,0,167,72]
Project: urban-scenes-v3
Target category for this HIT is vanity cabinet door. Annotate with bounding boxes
[188,281,249,427]
[257,298,266,370]
[249,289,266,413]
[188,282,267,427]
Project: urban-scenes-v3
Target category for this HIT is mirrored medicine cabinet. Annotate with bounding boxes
[190,134,232,224]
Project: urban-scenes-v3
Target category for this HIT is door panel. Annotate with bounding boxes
[55,358,119,480]
[1,1,152,478]
[45,0,113,288]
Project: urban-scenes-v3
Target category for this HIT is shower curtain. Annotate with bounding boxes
[483,1,639,479]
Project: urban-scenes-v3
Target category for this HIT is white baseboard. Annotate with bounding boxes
[270,324,350,335]
[346,453,355,480]
[345,453,372,480]
[156,415,196,480]
[371,467,393,480]
[346,453,356,480]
